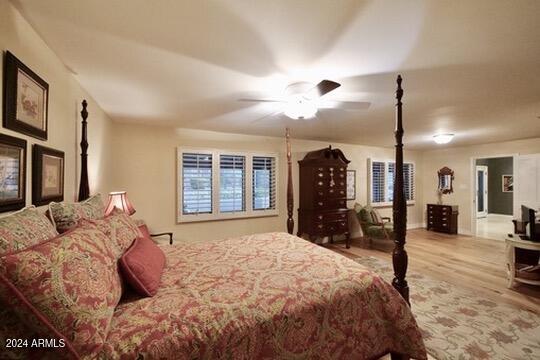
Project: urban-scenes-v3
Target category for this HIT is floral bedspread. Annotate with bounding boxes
[100,232,426,359]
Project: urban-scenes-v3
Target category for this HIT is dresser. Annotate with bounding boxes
[426,204,459,234]
[297,146,351,248]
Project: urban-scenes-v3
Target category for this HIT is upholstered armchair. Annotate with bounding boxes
[356,205,394,244]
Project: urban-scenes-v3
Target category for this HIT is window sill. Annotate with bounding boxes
[371,201,416,208]
[177,211,279,223]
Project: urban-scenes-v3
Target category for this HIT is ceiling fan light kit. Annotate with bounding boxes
[284,96,318,120]
[433,133,455,144]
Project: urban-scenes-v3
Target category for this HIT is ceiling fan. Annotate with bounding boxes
[240,80,371,121]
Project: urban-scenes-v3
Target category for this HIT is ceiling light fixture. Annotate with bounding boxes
[284,95,318,120]
[433,133,454,144]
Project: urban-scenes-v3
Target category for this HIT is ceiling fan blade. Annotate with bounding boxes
[307,80,341,98]
[238,98,285,103]
[251,109,283,123]
[319,100,371,110]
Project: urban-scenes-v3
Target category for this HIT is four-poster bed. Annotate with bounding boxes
[68,75,424,359]
[283,75,410,303]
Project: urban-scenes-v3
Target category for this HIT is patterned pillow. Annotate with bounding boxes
[0,206,58,256]
[81,208,142,258]
[48,194,104,233]
[369,207,383,224]
[0,222,122,359]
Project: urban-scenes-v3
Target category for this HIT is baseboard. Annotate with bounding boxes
[415,222,472,236]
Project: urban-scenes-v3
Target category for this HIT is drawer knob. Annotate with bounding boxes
[318,181,323,186]
[318,215,323,220]
[318,202,323,206]
[318,173,323,177]
[318,224,323,229]
[341,214,346,218]
[340,190,344,195]
[318,191,323,196]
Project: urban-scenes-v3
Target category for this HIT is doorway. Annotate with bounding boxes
[473,156,514,241]
[476,165,488,218]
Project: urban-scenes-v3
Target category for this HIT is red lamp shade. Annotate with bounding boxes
[105,191,136,216]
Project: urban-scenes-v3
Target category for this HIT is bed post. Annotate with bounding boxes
[286,128,294,234]
[78,100,90,201]
[392,75,409,305]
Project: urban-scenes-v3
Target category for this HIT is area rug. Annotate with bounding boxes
[353,256,540,360]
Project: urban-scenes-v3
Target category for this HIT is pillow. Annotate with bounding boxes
[48,194,104,233]
[0,206,58,256]
[81,208,142,257]
[119,235,166,297]
[369,207,383,224]
[0,222,122,359]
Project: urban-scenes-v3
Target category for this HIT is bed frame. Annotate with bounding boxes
[285,75,409,304]
[77,75,410,357]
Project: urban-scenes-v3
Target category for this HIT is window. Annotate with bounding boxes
[219,155,245,213]
[369,159,415,206]
[182,153,212,214]
[252,156,276,211]
[178,148,278,222]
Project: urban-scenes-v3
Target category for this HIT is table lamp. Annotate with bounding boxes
[105,191,136,216]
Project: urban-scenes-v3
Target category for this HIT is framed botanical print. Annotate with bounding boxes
[3,51,49,140]
[0,133,26,212]
[32,145,64,206]
[346,169,356,200]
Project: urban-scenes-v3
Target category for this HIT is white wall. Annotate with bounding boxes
[110,123,423,242]
[422,138,540,235]
[0,0,114,208]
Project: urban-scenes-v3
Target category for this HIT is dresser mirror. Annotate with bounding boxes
[437,166,454,194]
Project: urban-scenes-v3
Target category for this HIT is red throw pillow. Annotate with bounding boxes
[119,235,166,297]
[0,222,122,359]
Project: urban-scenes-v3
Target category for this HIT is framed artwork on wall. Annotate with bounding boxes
[346,169,356,200]
[502,174,513,192]
[0,133,26,212]
[3,51,49,140]
[32,145,64,206]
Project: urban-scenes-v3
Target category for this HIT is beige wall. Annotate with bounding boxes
[110,123,423,242]
[422,138,540,235]
[0,1,114,208]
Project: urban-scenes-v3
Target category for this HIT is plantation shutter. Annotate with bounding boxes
[253,156,276,210]
[182,153,213,214]
[371,161,386,203]
[219,155,246,213]
[404,163,415,201]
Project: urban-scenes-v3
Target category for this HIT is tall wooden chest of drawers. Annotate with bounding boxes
[427,204,459,234]
[297,146,351,248]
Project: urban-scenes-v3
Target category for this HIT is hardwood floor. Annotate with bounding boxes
[326,229,540,314]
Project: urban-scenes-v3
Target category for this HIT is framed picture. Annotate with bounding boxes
[0,133,26,212]
[346,169,356,200]
[32,145,64,206]
[502,174,513,193]
[3,51,49,140]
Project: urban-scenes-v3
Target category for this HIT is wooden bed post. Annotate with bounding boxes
[286,128,294,235]
[391,75,409,305]
[78,100,90,201]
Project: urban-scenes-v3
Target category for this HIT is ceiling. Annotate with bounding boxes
[12,0,540,149]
